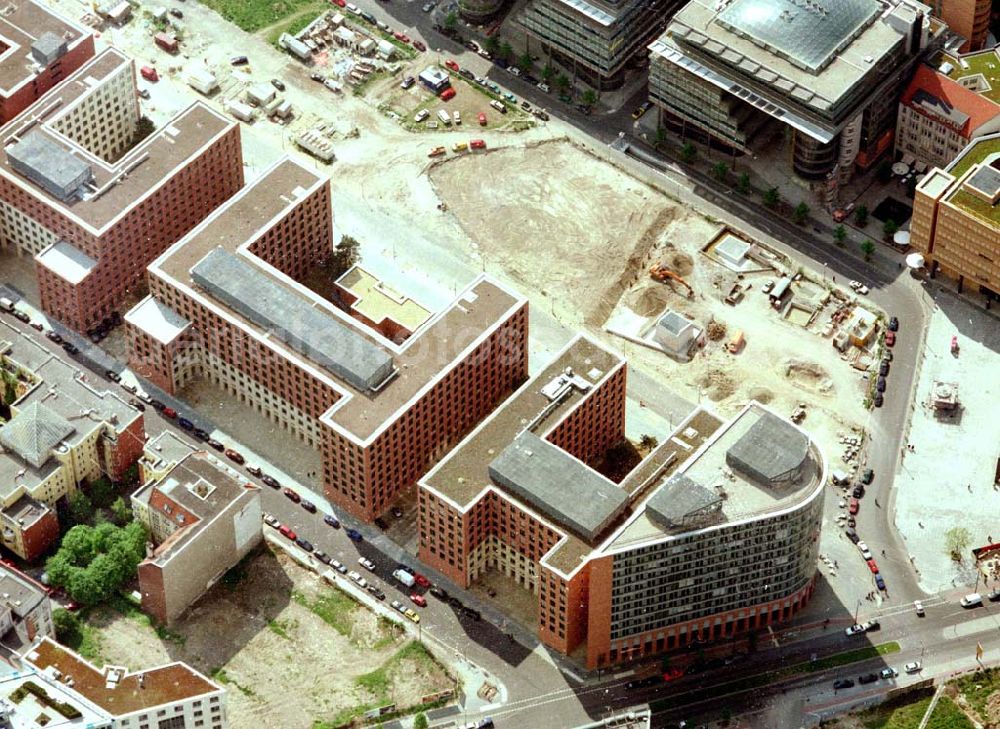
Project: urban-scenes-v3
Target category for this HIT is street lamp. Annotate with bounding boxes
[854,598,862,623]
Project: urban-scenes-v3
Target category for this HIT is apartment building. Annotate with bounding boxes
[0,322,144,559]
[0,563,53,652]
[20,636,227,728]
[518,0,684,89]
[910,133,1000,298]
[126,156,529,522]
[649,0,946,186]
[927,0,990,51]
[0,1,96,124]
[896,64,1000,170]
[132,452,262,625]
[0,47,243,332]
[419,336,825,668]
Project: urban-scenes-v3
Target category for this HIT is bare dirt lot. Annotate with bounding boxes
[429,139,680,329]
[83,548,452,728]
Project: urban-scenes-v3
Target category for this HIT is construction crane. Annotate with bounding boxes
[649,264,694,298]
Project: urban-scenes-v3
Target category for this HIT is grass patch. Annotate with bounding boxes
[372,616,403,650]
[951,665,1000,719]
[292,589,358,637]
[926,697,975,729]
[197,0,325,33]
[265,4,326,45]
[60,616,102,663]
[268,618,294,640]
[210,667,255,697]
[860,694,974,729]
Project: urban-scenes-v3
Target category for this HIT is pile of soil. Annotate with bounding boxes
[627,284,670,317]
[781,359,834,394]
[696,368,737,401]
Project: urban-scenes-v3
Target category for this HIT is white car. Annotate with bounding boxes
[331,560,348,574]
[358,557,376,572]
[914,600,925,616]
[845,623,866,636]
[879,667,898,679]
[391,599,406,613]
[858,541,872,560]
[263,514,280,528]
[904,661,922,674]
[414,109,430,122]
[453,110,461,125]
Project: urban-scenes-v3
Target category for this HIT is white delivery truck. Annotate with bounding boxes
[436,109,452,126]
[392,569,416,588]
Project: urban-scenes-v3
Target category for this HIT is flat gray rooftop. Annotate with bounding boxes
[725,409,810,483]
[717,0,880,73]
[6,132,92,201]
[191,248,395,393]
[488,432,628,542]
[646,473,723,531]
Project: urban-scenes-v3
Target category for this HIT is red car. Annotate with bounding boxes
[470,139,486,149]
[225,448,244,464]
[414,573,431,588]
[867,559,879,574]
[140,65,158,82]
[283,487,301,503]
[478,112,487,126]
[885,331,896,347]
[410,593,427,607]
[413,40,426,52]
[663,667,684,681]
[848,497,859,515]
[331,0,346,6]
[279,525,297,540]
[162,406,177,419]
[439,87,456,101]
[445,59,460,72]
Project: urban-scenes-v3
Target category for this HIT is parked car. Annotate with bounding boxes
[314,551,331,565]
[874,392,884,408]
[861,468,874,485]
[879,360,890,376]
[413,40,426,52]
[310,72,326,82]
[346,528,363,542]
[61,342,79,355]
[459,68,475,81]
[461,606,481,621]
[632,101,652,120]
[888,316,899,332]
[169,7,183,17]
[367,585,386,600]
[263,514,280,528]
[404,608,420,623]
[283,488,301,503]
[261,474,279,489]
[988,588,1000,602]
[880,667,899,679]
[858,541,872,560]
[867,559,879,574]
[129,398,145,412]
[445,59,460,72]
[358,557,376,572]
[833,679,855,690]
[279,525,296,540]
[193,428,209,441]
[295,537,314,552]
[904,661,922,674]
[162,406,178,419]
[626,676,663,690]
[301,500,317,513]
[439,87,456,101]
[852,484,864,499]
[331,560,348,574]
[876,375,886,392]
[45,331,62,344]
[849,497,859,515]
[875,574,886,591]
[206,438,225,452]
[391,599,406,613]
[913,600,925,616]
[400,75,415,89]
[105,370,121,383]
[430,586,449,600]
[177,417,195,431]
[410,593,427,607]
[478,111,487,126]
[885,331,896,347]
[230,55,249,66]
[413,573,431,588]
[225,449,245,464]
[324,514,341,528]
[858,673,878,685]
[270,78,286,91]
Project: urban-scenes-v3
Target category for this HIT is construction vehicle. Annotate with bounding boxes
[649,264,694,298]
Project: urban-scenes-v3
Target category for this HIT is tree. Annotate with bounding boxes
[639,434,659,450]
[87,477,115,509]
[45,521,148,607]
[854,204,868,227]
[68,491,94,526]
[444,11,458,30]
[499,41,513,61]
[655,126,667,147]
[736,172,751,195]
[2,369,16,406]
[413,714,429,729]
[581,89,598,107]
[860,240,876,260]
[332,235,360,275]
[541,64,555,81]
[882,218,899,240]
[762,186,780,208]
[833,225,847,246]
[712,161,729,183]
[792,202,810,225]
[945,526,971,562]
[680,143,697,164]
[110,497,132,526]
[52,608,81,645]
[517,52,533,72]
[555,73,570,93]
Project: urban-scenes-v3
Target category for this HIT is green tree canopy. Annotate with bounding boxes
[414,714,429,729]
[736,172,751,195]
[67,491,94,526]
[517,52,533,71]
[854,204,868,227]
[444,11,458,29]
[555,74,570,91]
[541,64,555,80]
[792,202,810,224]
[762,187,781,208]
[712,161,729,183]
[882,219,899,239]
[45,521,147,606]
[860,240,876,260]
[110,497,132,526]
[833,225,847,245]
[680,143,697,163]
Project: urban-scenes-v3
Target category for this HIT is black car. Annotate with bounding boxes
[324,514,341,528]
[625,675,663,690]
[261,474,280,489]
[845,527,859,543]
[520,100,531,111]
[150,399,166,412]
[105,370,121,383]
[448,596,463,609]
[534,110,550,121]
[346,528,363,542]
[459,69,475,80]
[177,417,195,431]
[374,517,388,530]
[874,392,884,408]
[310,72,325,82]
[462,606,482,621]
[192,428,209,441]
[852,484,865,499]
[231,55,249,66]
[988,588,1000,602]
[12,310,29,323]
[888,316,899,332]
[270,78,286,91]
[295,537,314,552]
[858,673,878,685]
[367,585,386,600]
[494,58,509,69]
[206,438,225,452]
[45,331,63,344]
[861,468,874,485]
[876,376,886,392]
[301,500,317,513]
[833,679,855,690]
[61,342,79,355]
[430,586,448,600]
[169,8,183,17]
[129,398,146,412]
[879,360,890,376]
[314,550,331,565]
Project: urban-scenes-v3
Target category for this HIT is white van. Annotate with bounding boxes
[960,593,983,608]
[436,109,451,125]
[345,3,360,13]
[0,296,13,313]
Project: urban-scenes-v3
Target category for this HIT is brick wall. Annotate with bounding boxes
[0,35,96,124]
[109,415,146,482]
[544,365,626,469]
[137,561,168,625]
[21,510,60,562]
[247,182,333,281]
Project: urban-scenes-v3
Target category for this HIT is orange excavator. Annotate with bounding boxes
[649,264,694,298]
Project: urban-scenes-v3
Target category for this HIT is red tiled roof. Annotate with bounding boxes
[23,637,220,715]
[901,64,1000,137]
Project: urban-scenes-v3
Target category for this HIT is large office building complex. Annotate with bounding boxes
[910,133,1000,298]
[126,157,529,523]
[0,322,144,559]
[419,336,825,668]
[518,0,684,89]
[649,0,946,186]
[0,47,243,332]
[927,0,990,51]
[0,1,95,124]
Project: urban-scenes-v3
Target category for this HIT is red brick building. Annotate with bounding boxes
[0,48,243,332]
[419,336,826,669]
[127,157,529,522]
[0,1,95,124]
